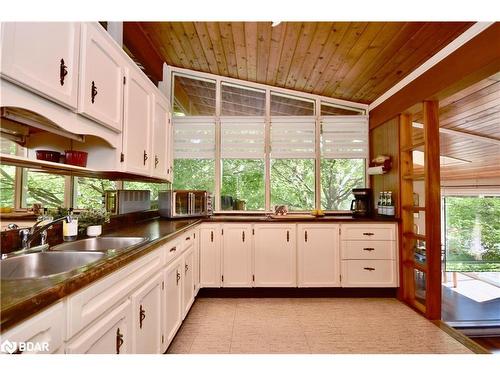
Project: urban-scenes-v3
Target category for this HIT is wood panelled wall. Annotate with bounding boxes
[369,117,401,217]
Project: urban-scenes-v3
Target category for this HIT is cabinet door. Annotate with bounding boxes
[166,112,174,181]
[193,229,201,295]
[79,22,124,132]
[66,299,132,354]
[297,224,340,287]
[163,258,182,346]
[121,67,152,175]
[254,224,296,287]
[151,93,170,179]
[199,225,221,287]
[131,272,163,354]
[182,247,195,319]
[0,23,80,109]
[222,224,253,287]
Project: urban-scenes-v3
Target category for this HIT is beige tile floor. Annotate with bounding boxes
[167,297,474,354]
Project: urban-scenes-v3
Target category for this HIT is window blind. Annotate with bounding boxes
[271,117,316,159]
[173,117,215,159]
[220,117,265,159]
[321,116,368,158]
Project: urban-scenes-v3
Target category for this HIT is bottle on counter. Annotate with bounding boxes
[63,208,78,242]
[387,192,395,216]
[37,207,53,226]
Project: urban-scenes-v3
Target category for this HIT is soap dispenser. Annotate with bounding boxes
[63,208,78,241]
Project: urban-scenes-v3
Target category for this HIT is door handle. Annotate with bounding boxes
[185,264,189,274]
[363,267,376,271]
[91,81,98,103]
[286,230,290,242]
[211,231,214,242]
[242,231,245,242]
[139,304,146,329]
[116,328,124,354]
[155,155,159,168]
[59,58,68,86]
[176,271,181,285]
[143,150,148,165]
[305,230,308,242]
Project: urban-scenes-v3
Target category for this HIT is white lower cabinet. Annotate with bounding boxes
[182,246,195,319]
[131,272,163,354]
[193,229,201,296]
[222,224,253,287]
[66,299,132,354]
[163,257,183,348]
[254,224,296,287]
[297,224,340,287]
[199,224,221,287]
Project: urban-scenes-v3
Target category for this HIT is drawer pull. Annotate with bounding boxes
[169,246,177,253]
[363,267,376,271]
[185,236,191,241]
[363,247,375,251]
[363,232,375,236]
[116,328,124,354]
[139,304,146,329]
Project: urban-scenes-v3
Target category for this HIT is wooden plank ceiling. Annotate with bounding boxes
[136,22,473,104]
[412,72,500,180]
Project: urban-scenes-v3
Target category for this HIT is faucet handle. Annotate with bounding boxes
[19,229,29,249]
[40,230,48,246]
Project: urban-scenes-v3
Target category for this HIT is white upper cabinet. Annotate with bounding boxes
[78,23,124,132]
[151,93,171,180]
[222,224,253,287]
[297,224,340,287]
[0,22,80,109]
[121,67,152,175]
[254,224,296,287]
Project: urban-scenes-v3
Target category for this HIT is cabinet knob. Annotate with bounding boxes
[116,328,124,354]
[139,304,146,329]
[91,81,98,103]
[59,58,68,86]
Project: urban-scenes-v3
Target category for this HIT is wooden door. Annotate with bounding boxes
[297,224,340,287]
[222,224,253,287]
[66,299,132,354]
[254,224,296,287]
[1,22,80,109]
[151,93,170,179]
[199,225,221,287]
[79,22,124,132]
[122,67,152,175]
[163,259,182,345]
[131,272,163,354]
[182,247,195,319]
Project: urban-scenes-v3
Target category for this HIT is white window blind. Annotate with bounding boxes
[220,117,265,159]
[321,116,368,158]
[271,117,316,158]
[173,117,215,159]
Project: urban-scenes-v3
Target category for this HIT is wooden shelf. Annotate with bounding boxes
[401,141,425,152]
[0,154,168,182]
[403,206,426,212]
[402,173,425,181]
[403,259,428,272]
[403,232,426,241]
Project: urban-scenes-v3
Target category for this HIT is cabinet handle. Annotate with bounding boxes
[139,304,146,329]
[210,231,214,242]
[363,267,376,271]
[169,246,177,253]
[363,232,375,236]
[286,230,290,242]
[91,81,98,103]
[116,328,124,354]
[143,150,148,165]
[59,58,68,86]
[363,247,375,251]
[185,264,189,273]
[176,271,181,285]
[155,155,159,168]
[242,231,245,242]
[305,230,308,242]
[185,236,191,241]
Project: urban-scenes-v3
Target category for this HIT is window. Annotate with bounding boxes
[173,159,215,192]
[271,92,314,116]
[221,159,265,210]
[173,74,216,116]
[221,83,265,116]
[23,170,65,208]
[321,159,365,210]
[75,177,116,209]
[123,181,171,209]
[271,159,315,211]
[0,165,16,208]
[321,102,365,116]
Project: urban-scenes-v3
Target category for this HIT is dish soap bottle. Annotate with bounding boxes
[37,207,53,226]
[63,208,78,241]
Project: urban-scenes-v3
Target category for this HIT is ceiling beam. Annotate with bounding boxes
[412,122,500,145]
[369,22,500,129]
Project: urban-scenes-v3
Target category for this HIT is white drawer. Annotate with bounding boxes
[66,248,162,339]
[341,260,398,287]
[181,231,194,252]
[1,301,65,354]
[341,240,396,260]
[164,238,182,264]
[341,224,396,241]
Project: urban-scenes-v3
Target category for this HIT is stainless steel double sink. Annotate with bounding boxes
[1,237,148,280]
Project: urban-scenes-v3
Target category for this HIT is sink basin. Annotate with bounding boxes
[1,251,105,280]
[51,237,148,252]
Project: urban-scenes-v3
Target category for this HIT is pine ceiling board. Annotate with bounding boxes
[275,22,303,87]
[439,96,500,128]
[312,22,369,97]
[244,22,258,82]
[324,22,387,97]
[218,22,239,79]
[256,22,272,84]
[142,22,182,67]
[284,22,318,88]
[266,23,287,85]
[231,22,248,80]
[302,23,350,93]
[193,22,221,75]
[164,23,197,70]
[206,23,230,77]
[182,22,214,74]
[170,22,203,71]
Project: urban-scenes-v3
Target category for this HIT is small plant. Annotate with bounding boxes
[78,208,110,229]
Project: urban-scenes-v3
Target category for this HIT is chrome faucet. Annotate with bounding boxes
[19,215,73,250]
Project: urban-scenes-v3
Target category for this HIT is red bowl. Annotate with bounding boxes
[36,150,61,163]
[64,150,88,167]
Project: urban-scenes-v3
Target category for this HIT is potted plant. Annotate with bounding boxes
[78,208,110,237]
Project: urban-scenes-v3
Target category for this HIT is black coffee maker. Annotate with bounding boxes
[350,188,373,217]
